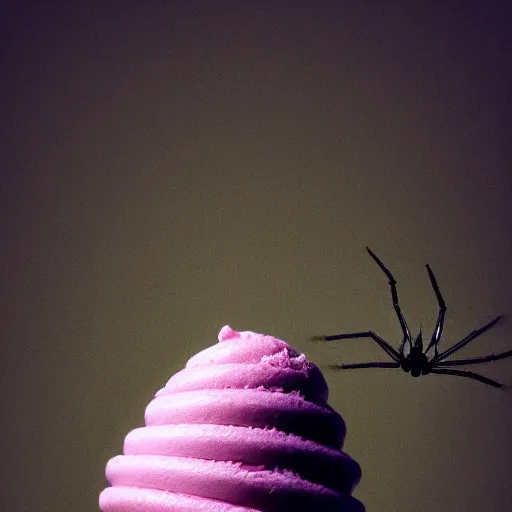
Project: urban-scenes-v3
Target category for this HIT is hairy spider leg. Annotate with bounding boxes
[424,264,446,359]
[434,348,512,366]
[324,331,400,362]
[430,368,503,388]
[366,247,412,357]
[433,315,502,363]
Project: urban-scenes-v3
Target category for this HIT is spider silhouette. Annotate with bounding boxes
[318,247,512,388]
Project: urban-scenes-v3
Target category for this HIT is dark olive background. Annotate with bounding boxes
[2,2,511,511]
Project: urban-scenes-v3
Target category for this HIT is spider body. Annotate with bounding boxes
[321,247,512,388]
[402,334,431,377]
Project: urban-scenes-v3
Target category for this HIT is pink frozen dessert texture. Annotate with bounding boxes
[99,325,365,512]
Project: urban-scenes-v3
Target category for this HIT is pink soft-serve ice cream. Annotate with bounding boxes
[99,326,365,511]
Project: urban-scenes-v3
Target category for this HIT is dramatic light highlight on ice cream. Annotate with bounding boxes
[99,326,364,511]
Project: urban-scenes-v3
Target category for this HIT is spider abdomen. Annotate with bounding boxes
[404,350,431,377]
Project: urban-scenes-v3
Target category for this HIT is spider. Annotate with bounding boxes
[318,247,512,388]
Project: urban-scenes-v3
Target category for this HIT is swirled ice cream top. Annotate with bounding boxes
[155,325,329,406]
[100,325,364,511]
